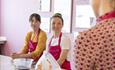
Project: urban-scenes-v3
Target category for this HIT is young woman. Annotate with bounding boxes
[11,13,47,62]
[46,13,71,70]
[74,0,115,69]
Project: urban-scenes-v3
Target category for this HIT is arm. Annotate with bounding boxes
[20,32,31,54]
[12,31,47,59]
[11,32,31,59]
[57,36,71,66]
[57,49,69,66]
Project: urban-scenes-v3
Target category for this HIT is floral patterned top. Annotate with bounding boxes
[74,11,115,70]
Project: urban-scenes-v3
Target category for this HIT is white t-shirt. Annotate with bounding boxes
[46,33,71,61]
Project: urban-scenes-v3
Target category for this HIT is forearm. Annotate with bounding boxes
[57,58,65,66]
[57,50,68,66]
[12,53,32,59]
[19,53,32,58]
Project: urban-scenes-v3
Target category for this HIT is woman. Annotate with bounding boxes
[47,13,71,70]
[74,0,115,70]
[11,13,47,62]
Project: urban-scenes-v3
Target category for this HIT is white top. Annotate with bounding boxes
[46,33,71,50]
[46,33,71,61]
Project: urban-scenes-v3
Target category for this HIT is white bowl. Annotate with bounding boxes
[13,58,33,69]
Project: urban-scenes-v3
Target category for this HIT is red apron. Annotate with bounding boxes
[28,29,42,62]
[48,32,71,70]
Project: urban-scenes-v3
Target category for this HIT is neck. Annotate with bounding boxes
[99,0,114,16]
[34,28,39,35]
[53,31,61,38]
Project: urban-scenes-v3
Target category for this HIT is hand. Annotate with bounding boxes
[37,64,42,70]
[11,53,20,59]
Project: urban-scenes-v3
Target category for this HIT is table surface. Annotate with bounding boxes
[0,55,65,70]
[0,55,35,70]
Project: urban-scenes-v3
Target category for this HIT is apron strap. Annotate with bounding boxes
[58,32,62,45]
[48,32,62,47]
[29,29,41,52]
[30,28,41,42]
[36,29,41,42]
[48,36,53,47]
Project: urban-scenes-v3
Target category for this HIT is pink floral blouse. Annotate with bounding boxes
[74,11,115,70]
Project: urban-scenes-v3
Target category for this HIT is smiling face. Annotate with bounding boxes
[29,13,41,31]
[51,17,63,33]
[30,17,41,31]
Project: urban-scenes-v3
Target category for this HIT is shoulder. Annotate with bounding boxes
[39,29,47,38]
[61,33,71,42]
[61,33,71,49]
[26,31,32,37]
[40,29,46,35]
[27,31,32,35]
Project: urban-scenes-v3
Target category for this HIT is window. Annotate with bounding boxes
[54,0,72,33]
[40,17,50,32]
[72,0,96,33]
[73,32,80,40]
[38,0,72,33]
[38,0,53,32]
[39,0,51,12]
[76,5,95,28]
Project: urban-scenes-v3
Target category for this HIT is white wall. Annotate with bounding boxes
[1,0,40,55]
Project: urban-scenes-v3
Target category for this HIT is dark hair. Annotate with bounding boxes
[50,13,64,25]
[29,13,41,22]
